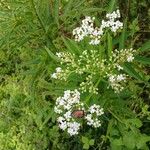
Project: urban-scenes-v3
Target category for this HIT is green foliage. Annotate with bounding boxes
[82,136,94,149]
[0,0,150,150]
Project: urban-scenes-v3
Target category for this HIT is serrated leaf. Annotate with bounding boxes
[123,132,136,149]
[112,138,123,146]
[126,118,142,128]
[111,139,123,150]
[136,134,150,149]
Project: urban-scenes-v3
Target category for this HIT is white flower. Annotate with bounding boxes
[54,106,62,114]
[89,104,104,116]
[51,67,63,79]
[108,74,127,93]
[57,117,67,130]
[55,90,104,135]
[64,111,72,121]
[113,48,136,63]
[67,122,80,136]
[116,64,123,71]
[56,52,62,58]
[64,90,71,99]
[93,119,101,128]
[117,74,126,81]
[106,9,121,20]
[85,104,104,128]
[89,38,100,45]
[51,73,57,79]
[127,54,134,62]
[109,75,115,83]
[73,10,123,45]
[85,114,93,125]
[56,67,62,73]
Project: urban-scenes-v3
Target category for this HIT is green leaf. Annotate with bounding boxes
[135,56,150,65]
[89,139,94,146]
[63,0,74,17]
[83,143,89,150]
[136,135,150,149]
[82,136,89,144]
[126,118,142,128]
[123,63,143,81]
[44,47,59,61]
[136,134,150,150]
[123,132,136,149]
[111,138,123,150]
[139,40,150,52]
[112,138,123,146]
[40,111,54,130]
[61,37,80,54]
[107,0,116,12]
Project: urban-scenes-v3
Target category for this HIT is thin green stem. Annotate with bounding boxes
[86,77,101,103]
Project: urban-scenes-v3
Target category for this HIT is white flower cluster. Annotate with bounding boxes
[51,47,136,93]
[105,48,136,92]
[54,89,81,113]
[108,74,127,93]
[85,104,104,128]
[80,74,98,94]
[54,89,84,136]
[51,67,62,79]
[56,52,74,64]
[73,16,95,42]
[113,48,136,64]
[52,50,106,94]
[73,10,123,45]
[54,90,104,136]
[102,9,123,33]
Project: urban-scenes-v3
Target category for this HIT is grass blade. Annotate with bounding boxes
[119,19,127,50]
[139,40,150,52]
[107,33,113,58]
[107,0,116,12]
[45,47,59,61]
[135,56,150,65]
[54,0,60,27]
[123,63,143,81]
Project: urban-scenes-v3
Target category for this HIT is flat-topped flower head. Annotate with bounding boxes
[73,10,123,45]
[54,90,104,135]
[85,104,104,128]
[108,74,127,93]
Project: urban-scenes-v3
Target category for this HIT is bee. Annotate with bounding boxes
[71,110,85,118]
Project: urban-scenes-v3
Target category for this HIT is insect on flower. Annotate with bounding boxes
[71,110,85,118]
